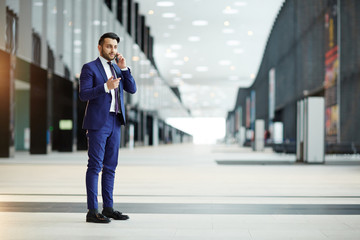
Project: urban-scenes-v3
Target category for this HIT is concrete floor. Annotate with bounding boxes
[0,144,360,240]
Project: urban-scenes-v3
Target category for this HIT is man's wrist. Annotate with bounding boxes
[121,67,128,71]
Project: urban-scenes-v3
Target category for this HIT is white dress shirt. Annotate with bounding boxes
[99,56,128,113]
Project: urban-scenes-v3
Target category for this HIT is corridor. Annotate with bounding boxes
[0,144,360,239]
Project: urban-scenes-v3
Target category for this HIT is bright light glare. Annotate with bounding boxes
[166,117,225,144]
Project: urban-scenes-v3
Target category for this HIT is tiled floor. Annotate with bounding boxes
[0,144,360,240]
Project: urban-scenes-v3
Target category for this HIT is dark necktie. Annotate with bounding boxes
[107,62,120,114]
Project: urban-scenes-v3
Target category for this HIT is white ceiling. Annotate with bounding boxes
[135,0,284,118]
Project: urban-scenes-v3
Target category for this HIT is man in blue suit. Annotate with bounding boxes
[79,32,136,223]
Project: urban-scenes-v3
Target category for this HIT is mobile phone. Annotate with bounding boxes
[115,56,119,63]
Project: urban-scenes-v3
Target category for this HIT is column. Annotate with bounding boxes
[55,0,64,76]
[152,116,159,146]
[41,0,48,69]
[0,0,6,50]
[18,0,32,61]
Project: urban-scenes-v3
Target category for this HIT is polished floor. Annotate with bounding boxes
[0,144,360,240]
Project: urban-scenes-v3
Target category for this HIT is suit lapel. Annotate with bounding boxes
[95,58,108,83]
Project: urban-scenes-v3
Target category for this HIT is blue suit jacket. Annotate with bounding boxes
[79,57,137,130]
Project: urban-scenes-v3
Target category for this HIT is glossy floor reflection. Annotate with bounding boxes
[0,144,360,240]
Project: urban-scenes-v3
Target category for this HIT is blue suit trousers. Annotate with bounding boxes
[86,112,121,210]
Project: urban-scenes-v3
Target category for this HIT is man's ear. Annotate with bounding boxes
[98,45,101,53]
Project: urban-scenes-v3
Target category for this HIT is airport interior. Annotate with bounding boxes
[0,0,360,239]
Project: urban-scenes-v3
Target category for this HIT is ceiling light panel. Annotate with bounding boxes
[219,60,231,66]
[170,69,180,74]
[196,66,208,72]
[156,1,174,7]
[223,6,238,14]
[188,36,200,42]
[226,40,240,46]
[222,28,235,34]
[192,20,208,26]
[181,74,193,79]
[165,52,178,58]
[162,12,176,18]
[173,60,184,66]
[170,44,182,50]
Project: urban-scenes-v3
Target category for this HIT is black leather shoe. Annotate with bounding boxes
[102,208,129,220]
[86,212,111,223]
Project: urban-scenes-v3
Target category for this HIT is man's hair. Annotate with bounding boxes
[98,32,120,46]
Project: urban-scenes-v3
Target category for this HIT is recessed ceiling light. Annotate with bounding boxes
[148,10,154,15]
[230,66,236,70]
[248,30,254,36]
[173,78,183,85]
[162,12,176,18]
[132,56,140,61]
[188,36,200,42]
[196,66,208,72]
[250,73,256,79]
[223,6,238,14]
[226,40,240,46]
[224,21,230,26]
[182,74,193,79]
[74,40,82,46]
[165,52,178,58]
[170,69,180,74]
[34,1,43,7]
[222,28,235,34]
[168,25,176,29]
[170,44,182,50]
[156,1,174,7]
[173,60,184,65]
[52,6,57,14]
[184,56,190,62]
[219,60,231,66]
[192,20,208,26]
[74,28,81,34]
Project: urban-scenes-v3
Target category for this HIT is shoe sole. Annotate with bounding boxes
[86,219,111,223]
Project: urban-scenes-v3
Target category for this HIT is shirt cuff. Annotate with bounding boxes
[121,67,128,71]
[104,83,109,93]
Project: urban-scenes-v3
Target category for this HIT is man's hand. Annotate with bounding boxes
[106,76,121,90]
[115,53,127,69]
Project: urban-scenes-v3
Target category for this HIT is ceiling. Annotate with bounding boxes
[135,0,284,118]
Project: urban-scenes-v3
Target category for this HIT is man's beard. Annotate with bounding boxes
[101,48,115,61]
